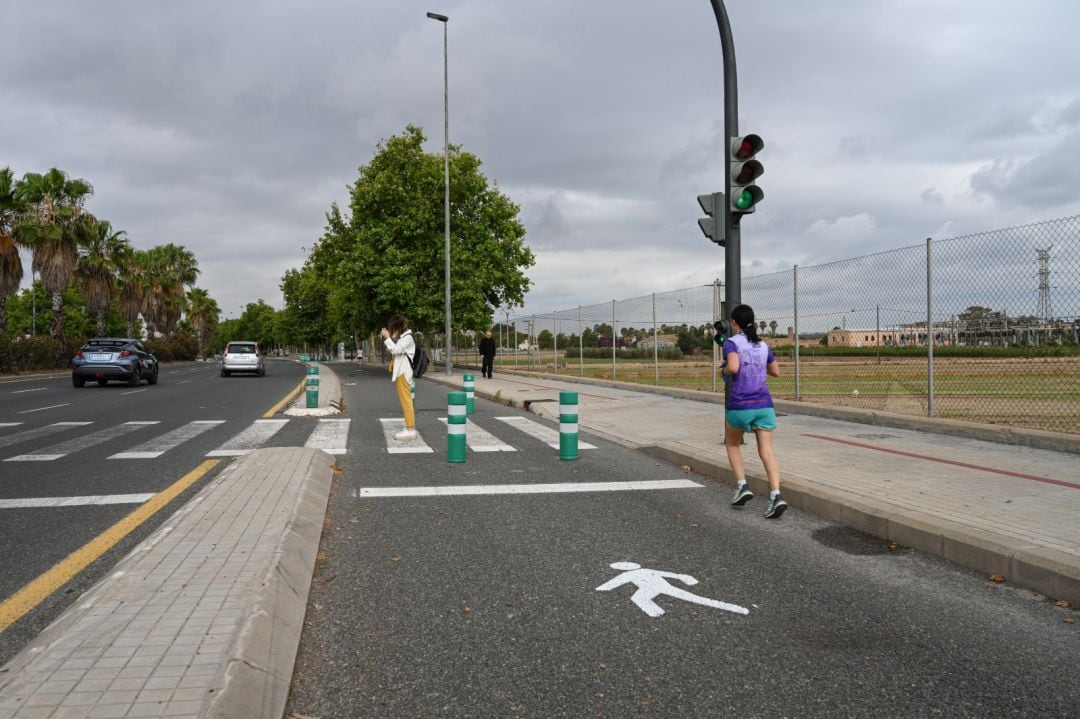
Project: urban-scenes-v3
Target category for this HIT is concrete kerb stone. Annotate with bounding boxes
[286,362,342,416]
[204,448,334,719]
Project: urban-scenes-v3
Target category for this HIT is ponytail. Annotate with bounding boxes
[731,304,761,345]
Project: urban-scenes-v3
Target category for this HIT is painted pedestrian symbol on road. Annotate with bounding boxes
[596,562,749,618]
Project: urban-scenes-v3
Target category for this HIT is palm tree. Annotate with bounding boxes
[0,167,24,337]
[13,168,94,352]
[75,220,129,337]
[117,246,147,339]
[758,320,767,336]
[141,244,199,340]
[185,287,220,360]
[769,320,778,337]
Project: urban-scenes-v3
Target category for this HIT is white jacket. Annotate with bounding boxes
[384,330,416,383]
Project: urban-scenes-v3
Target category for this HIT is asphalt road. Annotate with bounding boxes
[0,358,306,665]
[287,364,1080,718]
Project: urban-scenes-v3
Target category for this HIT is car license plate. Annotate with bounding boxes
[90,353,112,361]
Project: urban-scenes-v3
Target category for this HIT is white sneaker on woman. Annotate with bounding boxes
[394,428,417,441]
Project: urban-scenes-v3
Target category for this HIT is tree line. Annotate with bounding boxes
[1,166,219,369]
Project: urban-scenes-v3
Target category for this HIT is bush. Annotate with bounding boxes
[145,334,199,362]
[575,346,683,361]
[0,335,68,373]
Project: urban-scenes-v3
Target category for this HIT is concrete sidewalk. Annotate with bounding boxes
[429,369,1080,604]
[0,448,333,719]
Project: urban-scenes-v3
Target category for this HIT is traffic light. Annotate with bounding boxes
[696,192,725,245]
[729,134,764,214]
[713,319,731,345]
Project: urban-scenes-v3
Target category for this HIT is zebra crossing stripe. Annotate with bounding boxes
[379,418,434,454]
[360,479,703,498]
[304,418,351,455]
[109,420,226,459]
[437,418,516,452]
[4,422,160,462]
[206,419,288,457]
[494,416,597,450]
[0,423,23,428]
[0,494,156,510]
[0,422,92,450]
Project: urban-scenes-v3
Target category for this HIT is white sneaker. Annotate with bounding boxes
[394,429,418,441]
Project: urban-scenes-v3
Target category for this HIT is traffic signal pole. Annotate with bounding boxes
[709,0,740,316]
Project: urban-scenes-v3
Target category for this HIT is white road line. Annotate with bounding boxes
[437,418,516,452]
[0,494,155,510]
[304,418,351,455]
[4,422,161,462]
[110,420,226,459]
[0,422,92,450]
[360,479,704,498]
[121,389,147,396]
[178,380,191,385]
[10,388,46,394]
[0,423,23,429]
[17,403,71,414]
[379,418,434,454]
[206,419,288,457]
[494,415,598,450]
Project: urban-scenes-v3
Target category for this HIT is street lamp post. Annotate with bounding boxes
[427,11,451,376]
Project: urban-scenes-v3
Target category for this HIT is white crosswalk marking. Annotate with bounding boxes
[437,418,516,452]
[304,419,351,455]
[206,419,288,457]
[0,422,91,450]
[0,423,23,428]
[494,415,597,450]
[4,422,160,462]
[379,418,434,454]
[0,494,155,509]
[109,420,226,459]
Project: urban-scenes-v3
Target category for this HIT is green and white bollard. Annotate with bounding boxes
[411,381,416,405]
[447,391,467,463]
[559,390,579,461]
[463,373,475,414]
[306,377,319,408]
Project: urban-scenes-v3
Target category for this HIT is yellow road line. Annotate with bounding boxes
[0,459,220,634]
[263,378,306,418]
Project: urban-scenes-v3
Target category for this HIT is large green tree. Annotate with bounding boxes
[290,125,534,345]
[185,287,220,359]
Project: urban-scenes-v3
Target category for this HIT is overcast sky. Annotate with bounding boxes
[4,0,1080,322]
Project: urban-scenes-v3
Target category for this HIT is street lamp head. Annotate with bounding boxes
[426,11,448,22]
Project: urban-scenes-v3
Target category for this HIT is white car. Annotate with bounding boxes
[221,341,265,377]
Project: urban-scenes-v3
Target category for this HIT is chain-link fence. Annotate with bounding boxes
[500,216,1080,435]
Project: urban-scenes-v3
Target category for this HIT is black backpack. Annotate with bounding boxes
[410,343,429,379]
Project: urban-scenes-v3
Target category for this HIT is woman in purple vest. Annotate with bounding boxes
[723,304,787,519]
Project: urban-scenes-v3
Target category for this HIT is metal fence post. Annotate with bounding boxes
[794,264,800,401]
[553,310,559,375]
[578,305,584,378]
[927,237,934,417]
[876,305,881,365]
[712,279,721,393]
[652,293,659,386]
[611,299,616,382]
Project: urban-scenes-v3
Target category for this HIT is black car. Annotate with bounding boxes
[72,338,159,387]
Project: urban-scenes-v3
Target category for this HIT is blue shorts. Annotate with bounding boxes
[726,407,777,432]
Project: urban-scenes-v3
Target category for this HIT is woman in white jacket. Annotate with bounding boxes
[380,314,417,440]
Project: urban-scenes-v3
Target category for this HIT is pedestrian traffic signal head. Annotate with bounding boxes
[713,319,732,344]
[696,192,725,245]
[729,134,764,215]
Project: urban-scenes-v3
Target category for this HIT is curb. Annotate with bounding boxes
[433,370,1080,604]
[205,448,334,718]
[639,442,1080,604]
[285,363,343,416]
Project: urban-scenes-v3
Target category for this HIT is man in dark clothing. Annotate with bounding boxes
[479,329,497,378]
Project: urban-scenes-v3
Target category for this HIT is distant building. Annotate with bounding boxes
[637,334,677,350]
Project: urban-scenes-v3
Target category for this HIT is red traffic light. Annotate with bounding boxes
[731,134,764,161]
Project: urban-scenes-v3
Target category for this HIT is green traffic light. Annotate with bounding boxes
[734,190,753,210]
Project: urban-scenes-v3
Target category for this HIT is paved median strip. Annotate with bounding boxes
[360,479,703,497]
